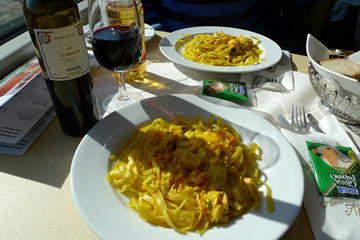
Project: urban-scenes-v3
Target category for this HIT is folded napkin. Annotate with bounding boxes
[241,50,294,91]
[250,71,320,120]
[278,114,360,240]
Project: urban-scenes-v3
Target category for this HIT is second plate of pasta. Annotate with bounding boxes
[71,94,304,240]
[159,26,282,73]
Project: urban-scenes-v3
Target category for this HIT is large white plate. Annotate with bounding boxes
[159,26,282,73]
[71,94,304,240]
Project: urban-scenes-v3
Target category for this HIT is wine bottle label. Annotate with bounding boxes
[34,22,90,81]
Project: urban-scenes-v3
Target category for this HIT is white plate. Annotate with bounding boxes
[71,94,304,240]
[145,23,155,42]
[83,23,155,48]
[159,26,282,73]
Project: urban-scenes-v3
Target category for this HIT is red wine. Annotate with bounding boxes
[91,25,142,72]
[23,0,101,136]
[106,0,147,82]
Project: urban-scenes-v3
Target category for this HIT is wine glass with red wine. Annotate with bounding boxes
[89,0,143,112]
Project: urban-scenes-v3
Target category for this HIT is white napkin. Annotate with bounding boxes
[251,71,320,119]
[242,50,294,91]
[278,114,360,240]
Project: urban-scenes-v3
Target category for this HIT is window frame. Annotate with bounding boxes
[0,0,89,80]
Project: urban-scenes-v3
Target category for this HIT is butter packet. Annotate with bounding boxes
[201,80,248,102]
[306,141,360,198]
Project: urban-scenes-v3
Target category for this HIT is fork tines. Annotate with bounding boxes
[291,105,307,131]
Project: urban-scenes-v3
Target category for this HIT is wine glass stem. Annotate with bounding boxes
[117,71,129,101]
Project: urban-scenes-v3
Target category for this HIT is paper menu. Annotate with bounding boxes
[0,57,41,107]
[0,72,55,156]
[0,73,53,143]
[0,106,55,156]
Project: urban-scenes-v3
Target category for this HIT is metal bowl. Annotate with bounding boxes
[308,62,360,125]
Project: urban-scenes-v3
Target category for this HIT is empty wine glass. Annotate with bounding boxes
[89,0,143,112]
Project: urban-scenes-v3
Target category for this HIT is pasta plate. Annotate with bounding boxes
[159,27,282,73]
[71,94,304,240]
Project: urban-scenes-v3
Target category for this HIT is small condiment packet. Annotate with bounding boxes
[200,80,249,102]
[306,141,360,198]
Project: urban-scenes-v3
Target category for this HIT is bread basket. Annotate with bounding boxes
[308,62,360,125]
[306,34,360,125]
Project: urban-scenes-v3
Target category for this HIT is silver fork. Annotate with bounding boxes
[291,105,308,131]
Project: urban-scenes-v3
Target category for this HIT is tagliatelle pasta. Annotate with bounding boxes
[106,115,272,235]
[179,31,264,66]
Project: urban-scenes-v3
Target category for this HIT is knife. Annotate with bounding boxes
[306,113,324,133]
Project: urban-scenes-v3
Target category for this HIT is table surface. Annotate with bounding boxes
[0,31,314,239]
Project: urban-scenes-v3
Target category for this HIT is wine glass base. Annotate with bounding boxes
[104,92,144,114]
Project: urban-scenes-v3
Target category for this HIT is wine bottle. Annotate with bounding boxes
[23,0,101,136]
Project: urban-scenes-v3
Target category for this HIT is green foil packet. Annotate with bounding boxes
[201,80,248,102]
[306,141,360,198]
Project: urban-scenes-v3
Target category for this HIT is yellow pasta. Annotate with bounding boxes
[106,115,272,235]
[179,31,264,66]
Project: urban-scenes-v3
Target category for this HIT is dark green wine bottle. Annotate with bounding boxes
[23,0,101,136]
